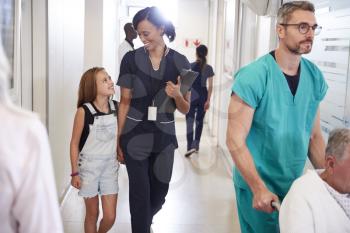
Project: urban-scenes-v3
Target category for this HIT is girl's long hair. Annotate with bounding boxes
[77,67,105,108]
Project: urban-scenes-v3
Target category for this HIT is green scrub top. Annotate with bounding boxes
[232,53,328,197]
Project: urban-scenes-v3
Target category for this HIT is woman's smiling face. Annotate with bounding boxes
[136,19,164,51]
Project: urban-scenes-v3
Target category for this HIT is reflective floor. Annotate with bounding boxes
[61,119,240,233]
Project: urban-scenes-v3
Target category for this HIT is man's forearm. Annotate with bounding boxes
[226,130,266,192]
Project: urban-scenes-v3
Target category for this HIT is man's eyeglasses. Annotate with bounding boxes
[280,23,322,35]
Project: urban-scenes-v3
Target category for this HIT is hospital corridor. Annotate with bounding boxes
[1,0,350,233]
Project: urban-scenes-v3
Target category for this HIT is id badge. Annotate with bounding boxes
[148,106,157,121]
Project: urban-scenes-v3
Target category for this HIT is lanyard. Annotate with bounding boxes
[147,46,168,106]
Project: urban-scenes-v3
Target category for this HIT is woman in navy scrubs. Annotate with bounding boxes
[185,45,214,157]
[117,6,191,233]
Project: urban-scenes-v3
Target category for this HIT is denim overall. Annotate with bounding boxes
[78,100,119,198]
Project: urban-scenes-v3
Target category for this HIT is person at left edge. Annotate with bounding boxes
[117,6,191,233]
[0,32,63,232]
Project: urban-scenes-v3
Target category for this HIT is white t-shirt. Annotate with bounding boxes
[0,104,63,233]
[116,40,134,102]
[118,39,134,66]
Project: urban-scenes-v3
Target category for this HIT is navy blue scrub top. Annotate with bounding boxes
[117,47,190,152]
[190,62,214,103]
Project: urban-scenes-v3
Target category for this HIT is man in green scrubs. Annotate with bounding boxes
[226,1,328,232]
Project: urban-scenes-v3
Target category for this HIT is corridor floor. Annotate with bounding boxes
[61,119,240,233]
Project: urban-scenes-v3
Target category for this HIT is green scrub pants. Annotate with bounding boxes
[234,185,280,233]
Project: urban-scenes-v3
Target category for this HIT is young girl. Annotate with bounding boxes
[70,67,119,233]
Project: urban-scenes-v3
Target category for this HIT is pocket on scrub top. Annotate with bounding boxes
[122,117,140,135]
[96,124,116,142]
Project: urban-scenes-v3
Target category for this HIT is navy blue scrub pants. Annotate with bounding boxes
[186,101,206,151]
[124,144,175,233]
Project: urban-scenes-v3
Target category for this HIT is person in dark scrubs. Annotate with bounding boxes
[185,45,214,157]
[116,6,191,233]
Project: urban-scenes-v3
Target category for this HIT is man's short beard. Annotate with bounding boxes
[286,41,313,55]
